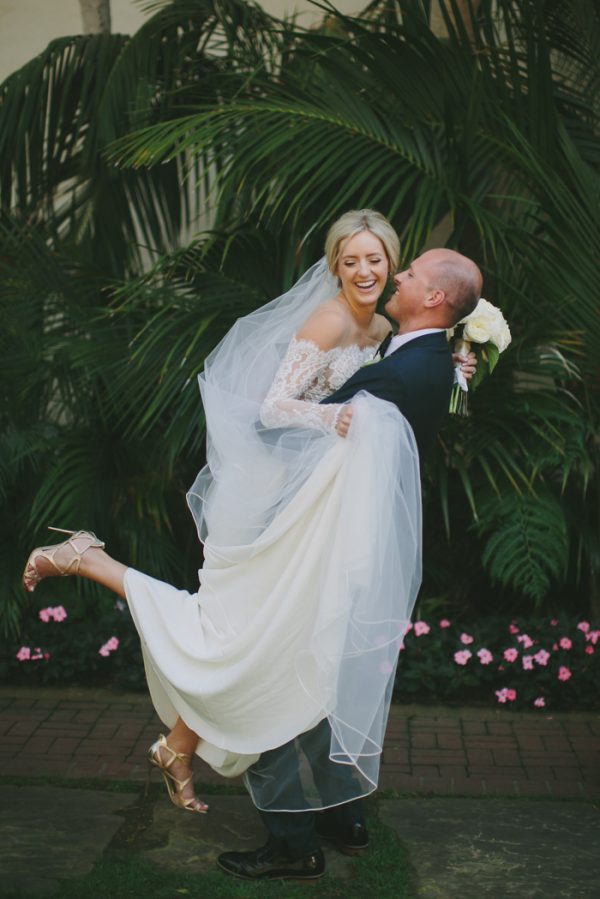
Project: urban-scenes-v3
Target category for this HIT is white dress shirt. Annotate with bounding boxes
[384,328,445,357]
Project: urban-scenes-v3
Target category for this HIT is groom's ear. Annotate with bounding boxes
[425,288,446,309]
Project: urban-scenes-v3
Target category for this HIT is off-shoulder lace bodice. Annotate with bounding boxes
[260,337,377,432]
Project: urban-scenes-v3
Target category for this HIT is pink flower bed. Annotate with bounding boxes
[396,615,599,710]
[5,601,600,710]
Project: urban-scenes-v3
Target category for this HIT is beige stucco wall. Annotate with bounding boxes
[0,0,361,83]
[0,1,143,82]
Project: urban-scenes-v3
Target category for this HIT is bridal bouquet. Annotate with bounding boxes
[449,298,511,415]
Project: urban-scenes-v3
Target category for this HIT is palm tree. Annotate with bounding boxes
[79,0,112,33]
[112,0,600,611]
[0,0,288,636]
[1,0,598,638]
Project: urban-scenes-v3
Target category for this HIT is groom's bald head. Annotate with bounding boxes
[386,248,482,332]
[422,249,482,325]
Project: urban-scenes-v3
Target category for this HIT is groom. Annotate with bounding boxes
[218,247,483,881]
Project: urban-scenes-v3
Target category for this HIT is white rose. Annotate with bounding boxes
[460,299,511,351]
[463,318,491,343]
[494,322,511,352]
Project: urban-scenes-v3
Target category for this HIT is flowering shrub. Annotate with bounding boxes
[1,598,146,691]
[395,614,599,710]
[38,606,68,623]
[2,601,599,710]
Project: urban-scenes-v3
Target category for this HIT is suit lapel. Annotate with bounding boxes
[376,331,393,359]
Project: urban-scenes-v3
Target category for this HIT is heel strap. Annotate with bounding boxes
[52,532,105,577]
[152,734,192,770]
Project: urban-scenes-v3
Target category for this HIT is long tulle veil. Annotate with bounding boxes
[186,257,422,811]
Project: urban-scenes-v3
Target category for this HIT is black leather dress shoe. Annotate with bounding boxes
[217,843,326,881]
[316,818,370,856]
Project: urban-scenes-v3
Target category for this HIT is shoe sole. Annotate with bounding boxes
[339,844,369,857]
[217,860,325,881]
[317,834,369,857]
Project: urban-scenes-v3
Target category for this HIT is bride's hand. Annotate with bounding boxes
[453,351,477,381]
[336,406,353,438]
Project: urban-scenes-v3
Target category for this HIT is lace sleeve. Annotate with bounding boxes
[260,338,344,432]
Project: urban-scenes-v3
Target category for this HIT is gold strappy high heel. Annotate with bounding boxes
[148,734,209,814]
[22,528,106,593]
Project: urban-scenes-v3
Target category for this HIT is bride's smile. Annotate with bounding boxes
[336,230,389,314]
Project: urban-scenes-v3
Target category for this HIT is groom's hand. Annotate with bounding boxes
[336,406,354,438]
[453,351,477,381]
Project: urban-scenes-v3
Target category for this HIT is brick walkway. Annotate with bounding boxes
[1,687,598,799]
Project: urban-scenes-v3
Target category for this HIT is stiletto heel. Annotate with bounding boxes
[22,528,106,593]
[148,734,209,814]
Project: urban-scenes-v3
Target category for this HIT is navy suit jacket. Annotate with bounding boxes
[321,331,454,459]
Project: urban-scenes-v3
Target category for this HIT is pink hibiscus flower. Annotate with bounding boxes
[98,636,120,657]
[516,634,534,649]
[495,687,516,703]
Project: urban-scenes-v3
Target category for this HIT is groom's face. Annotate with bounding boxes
[385,254,436,323]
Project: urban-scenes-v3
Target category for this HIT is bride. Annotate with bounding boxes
[22,209,474,815]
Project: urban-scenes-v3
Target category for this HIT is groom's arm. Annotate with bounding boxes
[321,346,454,458]
[320,360,408,439]
[320,359,404,407]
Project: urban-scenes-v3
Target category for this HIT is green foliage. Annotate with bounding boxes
[477,492,569,603]
[395,613,599,711]
[1,0,599,639]
[4,595,598,713]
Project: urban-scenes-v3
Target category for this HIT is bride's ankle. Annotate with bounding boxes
[75,545,105,577]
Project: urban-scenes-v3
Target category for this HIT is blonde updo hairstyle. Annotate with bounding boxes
[324,209,400,280]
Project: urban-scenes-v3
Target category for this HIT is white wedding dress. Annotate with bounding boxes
[124,261,422,807]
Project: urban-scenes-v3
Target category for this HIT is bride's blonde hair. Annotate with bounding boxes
[325,209,400,276]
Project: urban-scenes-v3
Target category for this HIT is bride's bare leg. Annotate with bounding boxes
[167,717,200,757]
[24,544,128,597]
[150,718,208,813]
[23,531,128,598]
[76,548,128,598]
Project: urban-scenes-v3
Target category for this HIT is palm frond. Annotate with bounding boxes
[478,491,569,603]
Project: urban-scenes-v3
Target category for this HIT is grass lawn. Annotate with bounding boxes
[3,778,414,899]
[35,819,413,899]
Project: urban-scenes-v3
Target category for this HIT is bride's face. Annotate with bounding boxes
[336,231,389,308]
